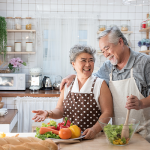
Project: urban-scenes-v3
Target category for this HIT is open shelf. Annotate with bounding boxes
[139,27,150,32]
[4,52,36,54]
[97,31,133,34]
[139,50,150,53]
[7,30,36,33]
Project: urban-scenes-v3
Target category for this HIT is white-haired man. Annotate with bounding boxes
[60,26,150,142]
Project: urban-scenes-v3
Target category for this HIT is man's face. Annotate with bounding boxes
[99,35,123,65]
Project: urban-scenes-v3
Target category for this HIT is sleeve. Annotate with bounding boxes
[93,61,111,86]
[144,60,150,96]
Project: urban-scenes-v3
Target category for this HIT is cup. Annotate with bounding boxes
[0,109,8,116]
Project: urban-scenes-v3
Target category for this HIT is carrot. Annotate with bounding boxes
[47,126,57,130]
[39,127,59,135]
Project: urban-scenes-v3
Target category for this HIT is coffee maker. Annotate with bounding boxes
[29,68,42,91]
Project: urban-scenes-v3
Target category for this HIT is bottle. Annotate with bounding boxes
[147,14,150,27]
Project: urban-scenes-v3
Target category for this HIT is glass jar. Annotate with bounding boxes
[99,25,106,31]
[121,24,128,31]
[26,17,32,30]
[6,17,14,30]
[15,17,22,30]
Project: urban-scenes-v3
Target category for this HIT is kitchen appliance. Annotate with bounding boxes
[0,73,26,90]
[41,76,52,90]
[53,75,62,90]
[29,68,42,91]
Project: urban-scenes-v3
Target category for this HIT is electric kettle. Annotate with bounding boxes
[41,76,52,90]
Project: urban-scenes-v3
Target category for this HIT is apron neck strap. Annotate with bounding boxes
[130,68,133,78]
[70,81,74,92]
[90,77,98,93]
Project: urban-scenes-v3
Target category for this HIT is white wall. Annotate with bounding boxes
[0,0,149,87]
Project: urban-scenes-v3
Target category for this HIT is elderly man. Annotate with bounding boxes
[60,26,150,141]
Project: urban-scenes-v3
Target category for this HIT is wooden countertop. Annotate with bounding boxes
[0,109,18,124]
[59,132,150,150]
[0,89,60,97]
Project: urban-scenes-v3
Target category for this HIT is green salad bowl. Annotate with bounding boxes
[98,117,140,146]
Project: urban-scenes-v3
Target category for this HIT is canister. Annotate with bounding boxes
[7,46,11,52]
[26,17,32,30]
[15,17,22,30]
[26,42,33,51]
[6,17,14,30]
[15,42,21,52]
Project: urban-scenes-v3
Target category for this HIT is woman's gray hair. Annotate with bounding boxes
[97,25,128,46]
[69,45,96,64]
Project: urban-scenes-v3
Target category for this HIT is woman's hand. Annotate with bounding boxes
[60,74,76,90]
[32,110,48,122]
[125,95,142,110]
[82,127,97,139]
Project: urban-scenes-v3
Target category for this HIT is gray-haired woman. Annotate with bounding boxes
[32,45,113,139]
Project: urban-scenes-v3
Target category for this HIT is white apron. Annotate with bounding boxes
[109,68,150,141]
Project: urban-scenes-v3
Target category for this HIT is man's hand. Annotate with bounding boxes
[60,74,76,90]
[125,95,142,110]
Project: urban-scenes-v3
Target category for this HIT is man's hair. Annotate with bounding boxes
[97,25,128,46]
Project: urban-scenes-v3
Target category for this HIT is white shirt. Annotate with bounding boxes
[64,75,104,109]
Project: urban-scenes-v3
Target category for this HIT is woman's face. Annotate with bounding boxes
[72,53,94,78]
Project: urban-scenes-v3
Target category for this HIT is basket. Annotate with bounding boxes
[0,69,11,73]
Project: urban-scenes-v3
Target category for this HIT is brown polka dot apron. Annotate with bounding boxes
[63,77,101,131]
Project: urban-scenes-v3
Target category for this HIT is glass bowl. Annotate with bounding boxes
[98,117,140,146]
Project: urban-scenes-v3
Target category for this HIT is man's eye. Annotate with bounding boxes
[82,60,86,62]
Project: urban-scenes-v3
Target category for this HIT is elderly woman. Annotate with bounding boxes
[32,45,113,139]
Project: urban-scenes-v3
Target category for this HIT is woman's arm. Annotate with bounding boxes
[83,80,113,139]
[92,80,113,133]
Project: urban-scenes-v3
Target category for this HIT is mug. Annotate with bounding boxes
[0,109,8,116]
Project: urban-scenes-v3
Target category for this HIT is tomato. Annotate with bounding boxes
[59,128,72,139]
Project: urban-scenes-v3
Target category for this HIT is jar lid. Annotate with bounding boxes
[15,17,21,19]
[6,46,11,47]
[15,42,21,43]
[26,17,32,19]
[26,42,33,43]
[6,17,13,19]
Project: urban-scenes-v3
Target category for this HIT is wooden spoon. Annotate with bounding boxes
[121,109,130,139]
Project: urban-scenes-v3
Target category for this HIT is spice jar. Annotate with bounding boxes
[26,42,33,51]
[99,25,106,31]
[15,17,22,30]
[15,42,21,52]
[121,24,128,31]
[6,17,14,30]
[26,17,32,30]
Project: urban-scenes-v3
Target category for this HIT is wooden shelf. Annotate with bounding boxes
[97,31,133,34]
[139,27,150,32]
[3,52,36,54]
[7,30,36,32]
[139,50,150,53]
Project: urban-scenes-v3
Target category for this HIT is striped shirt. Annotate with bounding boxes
[93,48,150,97]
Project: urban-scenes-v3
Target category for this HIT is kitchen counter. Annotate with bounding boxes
[0,89,60,97]
[4,132,150,150]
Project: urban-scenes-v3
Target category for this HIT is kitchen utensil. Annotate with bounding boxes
[29,68,42,91]
[53,75,62,90]
[41,76,52,90]
[121,109,130,139]
[53,139,80,144]
[98,117,140,146]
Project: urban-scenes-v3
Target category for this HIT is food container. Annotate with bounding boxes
[98,117,140,146]
[15,17,22,30]
[15,42,21,52]
[121,24,128,31]
[99,25,106,31]
[6,17,14,30]
[26,42,33,51]
[6,46,11,52]
[26,17,32,30]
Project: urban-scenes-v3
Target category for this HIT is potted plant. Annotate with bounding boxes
[0,16,7,60]
[138,39,150,51]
